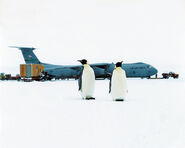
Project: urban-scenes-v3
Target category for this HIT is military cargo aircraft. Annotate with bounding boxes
[10,46,158,79]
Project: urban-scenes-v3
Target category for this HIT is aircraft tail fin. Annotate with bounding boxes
[9,46,41,64]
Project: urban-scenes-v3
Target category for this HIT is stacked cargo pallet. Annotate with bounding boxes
[20,64,44,78]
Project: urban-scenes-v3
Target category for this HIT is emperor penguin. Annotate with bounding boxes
[109,61,127,101]
[78,59,95,100]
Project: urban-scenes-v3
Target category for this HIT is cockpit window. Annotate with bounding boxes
[147,65,152,68]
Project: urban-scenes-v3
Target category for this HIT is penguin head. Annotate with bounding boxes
[78,59,88,65]
[115,61,123,68]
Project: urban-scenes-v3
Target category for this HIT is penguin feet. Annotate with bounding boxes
[114,99,124,101]
[86,97,95,100]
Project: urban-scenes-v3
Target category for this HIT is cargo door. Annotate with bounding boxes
[26,64,32,77]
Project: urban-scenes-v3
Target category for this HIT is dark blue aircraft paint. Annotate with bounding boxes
[10,46,158,79]
[14,47,40,64]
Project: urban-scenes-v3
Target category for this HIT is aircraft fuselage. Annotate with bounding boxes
[10,46,158,79]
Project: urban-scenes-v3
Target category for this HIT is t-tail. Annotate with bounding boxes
[9,46,41,64]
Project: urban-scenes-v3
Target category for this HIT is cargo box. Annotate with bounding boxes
[20,64,26,77]
[32,64,44,77]
[20,64,44,77]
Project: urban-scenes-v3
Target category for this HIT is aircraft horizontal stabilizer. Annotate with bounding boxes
[9,46,36,50]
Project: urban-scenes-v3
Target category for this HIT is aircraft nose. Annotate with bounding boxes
[147,65,158,76]
[151,67,158,75]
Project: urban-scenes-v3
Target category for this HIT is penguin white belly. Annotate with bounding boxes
[111,69,127,100]
[81,66,95,98]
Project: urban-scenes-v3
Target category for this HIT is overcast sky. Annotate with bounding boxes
[0,0,185,75]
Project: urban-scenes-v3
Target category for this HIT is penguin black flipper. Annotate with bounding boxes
[109,75,112,93]
[78,75,82,91]
[78,67,83,91]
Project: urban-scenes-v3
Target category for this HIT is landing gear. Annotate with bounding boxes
[39,71,53,81]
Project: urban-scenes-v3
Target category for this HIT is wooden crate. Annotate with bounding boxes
[20,64,44,77]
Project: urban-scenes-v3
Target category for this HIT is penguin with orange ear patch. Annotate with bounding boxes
[78,59,95,100]
[109,61,127,101]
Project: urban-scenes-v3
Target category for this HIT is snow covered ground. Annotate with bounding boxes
[0,78,185,148]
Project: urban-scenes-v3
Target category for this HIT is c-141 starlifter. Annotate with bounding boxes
[9,46,158,80]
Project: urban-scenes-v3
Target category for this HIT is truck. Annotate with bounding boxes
[0,73,5,80]
[162,72,179,79]
[0,73,21,81]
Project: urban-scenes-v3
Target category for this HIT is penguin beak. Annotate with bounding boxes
[78,60,84,65]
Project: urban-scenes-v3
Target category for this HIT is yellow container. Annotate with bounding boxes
[20,64,44,77]
[32,64,44,77]
[20,64,26,77]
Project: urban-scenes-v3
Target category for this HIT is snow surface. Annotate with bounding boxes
[0,79,185,148]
